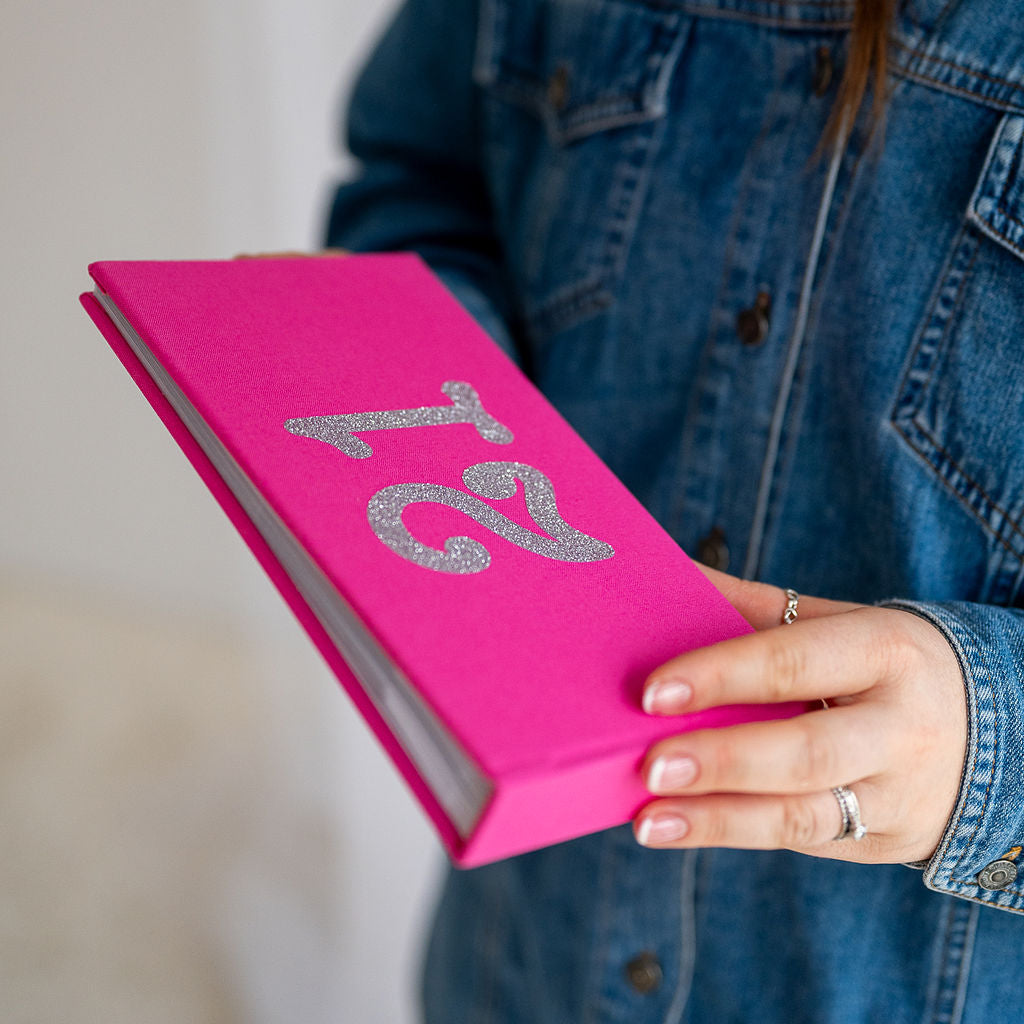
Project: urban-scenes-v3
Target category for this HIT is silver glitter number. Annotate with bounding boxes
[367,461,615,574]
[283,381,513,458]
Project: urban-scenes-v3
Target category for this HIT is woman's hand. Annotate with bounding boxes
[633,568,968,865]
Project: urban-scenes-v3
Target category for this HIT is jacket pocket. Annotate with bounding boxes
[474,0,691,340]
[892,113,1024,604]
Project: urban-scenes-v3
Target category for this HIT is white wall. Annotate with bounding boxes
[1,2,444,1022]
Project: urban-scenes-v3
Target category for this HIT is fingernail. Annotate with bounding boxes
[636,812,689,846]
[642,678,693,715]
[646,754,698,793]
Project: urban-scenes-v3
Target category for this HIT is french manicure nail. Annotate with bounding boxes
[636,812,689,846]
[642,678,693,714]
[647,754,698,793]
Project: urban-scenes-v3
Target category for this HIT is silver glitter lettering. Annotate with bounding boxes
[367,461,615,574]
[284,381,513,458]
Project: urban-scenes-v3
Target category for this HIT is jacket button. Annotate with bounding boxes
[547,63,570,112]
[696,527,730,571]
[624,951,663,994]
[978,859,1018,891]
[812,45,834,96]
[736,290,771,346]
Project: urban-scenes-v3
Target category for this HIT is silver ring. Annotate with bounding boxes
[782,588,799,625]
[832,785,867,841]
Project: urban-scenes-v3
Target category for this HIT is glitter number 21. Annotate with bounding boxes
[285,381,615,574]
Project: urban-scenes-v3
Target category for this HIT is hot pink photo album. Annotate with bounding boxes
[81,254,800,866]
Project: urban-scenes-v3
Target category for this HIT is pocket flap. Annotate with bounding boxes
[475,0,688,145]
[967,113,1024,260]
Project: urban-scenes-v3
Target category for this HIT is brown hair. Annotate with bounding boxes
[822,0,897,151]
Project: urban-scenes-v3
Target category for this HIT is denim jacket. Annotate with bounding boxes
[326,1,1024,1020]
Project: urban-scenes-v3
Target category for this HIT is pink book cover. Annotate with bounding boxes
[81,254,800,867]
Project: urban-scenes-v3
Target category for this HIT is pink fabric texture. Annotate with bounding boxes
[83,255,802,865]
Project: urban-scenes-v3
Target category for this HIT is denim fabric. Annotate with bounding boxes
[326,0,1024,1019]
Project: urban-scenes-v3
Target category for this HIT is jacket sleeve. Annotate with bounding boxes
[886,599,1024,914]
[324,0,519,357]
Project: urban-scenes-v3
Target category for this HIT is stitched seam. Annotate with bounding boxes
[953,879,1024,896]
[1005,127,1024,200]
[888,65,1024,115]
[603,117,665,281]
[971,117,1024,259]
[676,5,853,29]
[939,616,981,862]
[486,80,663,140]
[527,283,613,343]
[930,890,1024,914]
[893,421,1024,558]
[929,899,958,1024]
[922,896,952,1023]
[892,42,1024,92]
[920,894,946,1022]
[949,906,979,1024]
[929,901,976,1024]
[917,431,1024,551]
[563,106,662,141]
[993,200,1024,239]
[949,620,999,880]
[912,233,976,411]
[889,221,969,424]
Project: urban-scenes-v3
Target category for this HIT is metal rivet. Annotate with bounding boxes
[813,46,834,97]
[736,290,772,347]
[547,63,570,112]
[624,951,663,994]
[978,859,1018,891]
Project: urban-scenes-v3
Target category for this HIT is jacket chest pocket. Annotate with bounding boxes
[474,0,691,341]
[892,113,1024,604]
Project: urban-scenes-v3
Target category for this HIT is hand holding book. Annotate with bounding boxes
[82,254,807,866]
[634,567,967,866]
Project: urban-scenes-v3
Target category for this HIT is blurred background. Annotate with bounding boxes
[0,2,448,1021]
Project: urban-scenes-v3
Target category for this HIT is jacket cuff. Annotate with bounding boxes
[883,599,1024,914]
